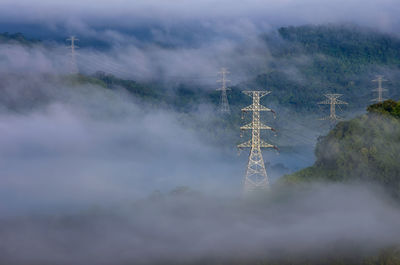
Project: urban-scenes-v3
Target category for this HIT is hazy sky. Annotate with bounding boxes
[0,0,400,36]
[1,0,399,85]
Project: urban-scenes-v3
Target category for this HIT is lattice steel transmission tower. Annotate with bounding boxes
[216,68,231,113]
[318,94,348,122]
[372,75,388,103]
[238,91,277,192]
[67,36,79,74]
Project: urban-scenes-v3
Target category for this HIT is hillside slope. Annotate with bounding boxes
[0,32,40,45]
[284,100,400,198]
[4,24,400,114]
[91,25,400,113]
[252,24,400,111]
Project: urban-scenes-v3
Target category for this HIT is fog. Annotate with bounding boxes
[0,0,399,263]
[0,72,397,264]
[1,0,400,83]
[76,33,271,83]
[0,183,399,265]
[0,22,272,85]
[0,76,244,216]
[0,39,319,217]
[1,0,400,34]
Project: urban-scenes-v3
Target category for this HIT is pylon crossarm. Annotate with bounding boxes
[318,100,331,105]
[320,115,342,121]
[67,37,79,41]
[66,45,80,49]
[372,88,388,92]
[217,79,231,84]
[371,98,386,102]
[325,94,342,98]
[241,105,275,112]
[259,92,271,98]
[242,91,271,97]
[335,100,348,105]
[241,105,253,111]
[320,116,332,121]
[372,78,388,82]
[260,140,278,150]
[240,122,275,131]
[237,140,252,149]
[260,122,276,131]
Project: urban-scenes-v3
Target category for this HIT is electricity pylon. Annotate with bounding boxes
[372,75,388,103]
[318,94,348,122]
[238,91,277,193]
[67,36,79,74]
[216,68,231,113]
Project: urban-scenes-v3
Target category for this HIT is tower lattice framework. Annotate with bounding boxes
[238,91,277,192]
[318,94,348,123]
[67,36,79,74]
[217,68,231,113]
[372,75,388,103]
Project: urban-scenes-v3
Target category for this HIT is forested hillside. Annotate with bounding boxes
[3,24,400,161]
[284,100,400,198]
[251,25,400,111]
[0,32,39,45]
[84,25,400,115]
[3,24,399,115]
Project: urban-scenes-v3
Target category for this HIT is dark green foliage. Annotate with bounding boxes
[93,71,162,100]
[76,24,400,116]
[367,99,400,118]
[63,24,400,117]
[5,25,400,114]
[0,32,40,45]
[52,25,400,154]
[63,73,108,88]
[252,24,400,112]
[285,100,400,198]
[278,24,400,65]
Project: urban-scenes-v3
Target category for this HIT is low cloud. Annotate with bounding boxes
[1,0,400,34]
[0,76,243,216]
[0,183,399,264]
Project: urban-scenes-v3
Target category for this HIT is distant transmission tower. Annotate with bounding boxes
[318,94,348,122]
[372,75,388,103]
[67,36,79,74]
[216,67,231,113]
[238,91,277,193]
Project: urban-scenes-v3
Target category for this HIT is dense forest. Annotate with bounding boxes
[68,25,399,154]
[249,25,400,111]
[1,25,400,167]
[3,24,400,115]
[284,100,400,199]
[81,25,400,115]
[2,24,398,160]
[0,32,39,45]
